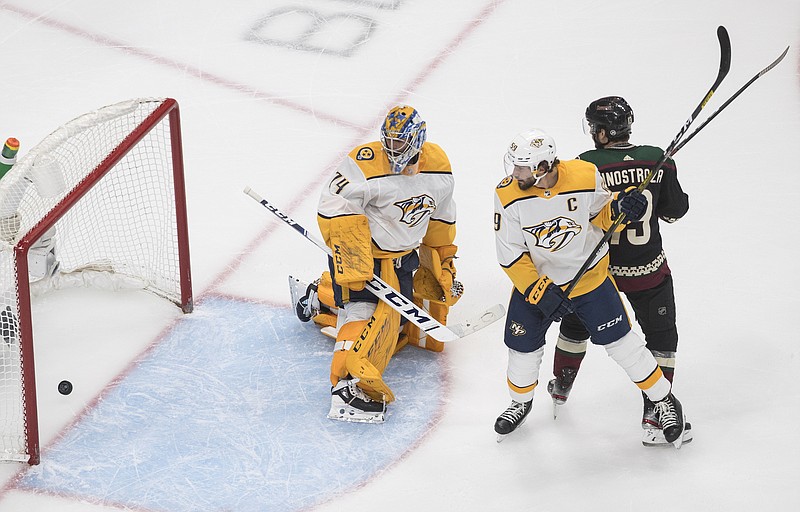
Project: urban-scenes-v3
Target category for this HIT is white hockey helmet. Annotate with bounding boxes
[503,129,557,175]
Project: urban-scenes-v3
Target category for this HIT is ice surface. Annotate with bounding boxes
[0,0,798,511]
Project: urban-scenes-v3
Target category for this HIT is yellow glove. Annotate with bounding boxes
[416,244,463,306]
[436,244,463,303]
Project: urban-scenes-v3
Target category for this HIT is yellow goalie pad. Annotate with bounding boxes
[311,271,338,330]
[344,259,401,403]
[401,298,448,353]
[317,271,336,310]
[329,214,373,289]
[330,320,368,385]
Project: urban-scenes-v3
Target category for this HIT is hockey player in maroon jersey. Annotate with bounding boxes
[548,96,692,446]
[492,128,686,447]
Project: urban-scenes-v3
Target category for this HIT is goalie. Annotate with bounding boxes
[290,105,462,423]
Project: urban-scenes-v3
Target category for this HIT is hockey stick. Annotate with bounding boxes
[673,45,789,154]
[243,186,505,342]
[565,25,732,296]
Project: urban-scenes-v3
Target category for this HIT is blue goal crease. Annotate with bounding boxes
[19,296,445,512]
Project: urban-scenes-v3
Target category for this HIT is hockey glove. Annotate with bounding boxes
[328,214,373,291]
[415,244,463,306]
[436,245,463,305]
[525,276,573,322]
[612,187,648,222]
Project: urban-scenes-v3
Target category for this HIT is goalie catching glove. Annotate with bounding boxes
[525,275,572,322]
[414,244,463,306]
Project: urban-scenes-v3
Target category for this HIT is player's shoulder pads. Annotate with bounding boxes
[348,141,389,179]
[418,142,452,174]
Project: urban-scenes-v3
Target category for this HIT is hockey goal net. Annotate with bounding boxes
[0,98,193,464]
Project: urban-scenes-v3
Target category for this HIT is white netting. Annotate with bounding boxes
[0,98,190,462]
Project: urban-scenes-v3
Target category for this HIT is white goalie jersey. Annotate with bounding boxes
[493,159,617,298]
[318,141,457,257]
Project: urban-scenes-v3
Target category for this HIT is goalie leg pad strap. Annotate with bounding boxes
[330,320,368,386]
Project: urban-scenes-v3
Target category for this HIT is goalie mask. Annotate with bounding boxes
[503,129,557,188]
[380,105,427,174]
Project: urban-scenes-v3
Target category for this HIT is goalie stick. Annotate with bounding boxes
[565,25,732,296]
[672,44,789,154]
[243,186,505,342]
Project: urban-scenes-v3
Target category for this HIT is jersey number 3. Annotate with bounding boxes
[610,189,653,246]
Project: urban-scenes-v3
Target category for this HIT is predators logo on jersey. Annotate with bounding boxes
[356,147,375,161]
[509,321,526,336]
[394,194,436,227]
[523,216,582,252]
[497,176,513,189]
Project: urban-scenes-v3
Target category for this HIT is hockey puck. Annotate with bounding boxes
[58,380,73,395]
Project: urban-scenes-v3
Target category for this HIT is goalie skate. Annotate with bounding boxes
[643,421,693,447]
[288,275,319,323]
[328,378,386,424]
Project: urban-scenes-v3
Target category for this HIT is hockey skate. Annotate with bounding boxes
[641,391,692,446]
[641,392,659,429]
[652,392,686,449]
[643,422,693,447]
[546,367,577,419]
[328,378,386,423]
[494,400,532,442]
[288,276,320,323]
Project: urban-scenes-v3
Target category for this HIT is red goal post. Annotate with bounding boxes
[0,98,193,464]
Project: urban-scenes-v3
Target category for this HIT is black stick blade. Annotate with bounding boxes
[717,26,732,80]
[760,46,789,77]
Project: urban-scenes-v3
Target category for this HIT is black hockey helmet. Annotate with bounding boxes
[585,96,634,139]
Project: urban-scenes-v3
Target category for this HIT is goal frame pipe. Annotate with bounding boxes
[14,97,193,464]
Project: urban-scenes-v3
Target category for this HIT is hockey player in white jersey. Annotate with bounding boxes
[300,105,462,423]
[492,129,687,447]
